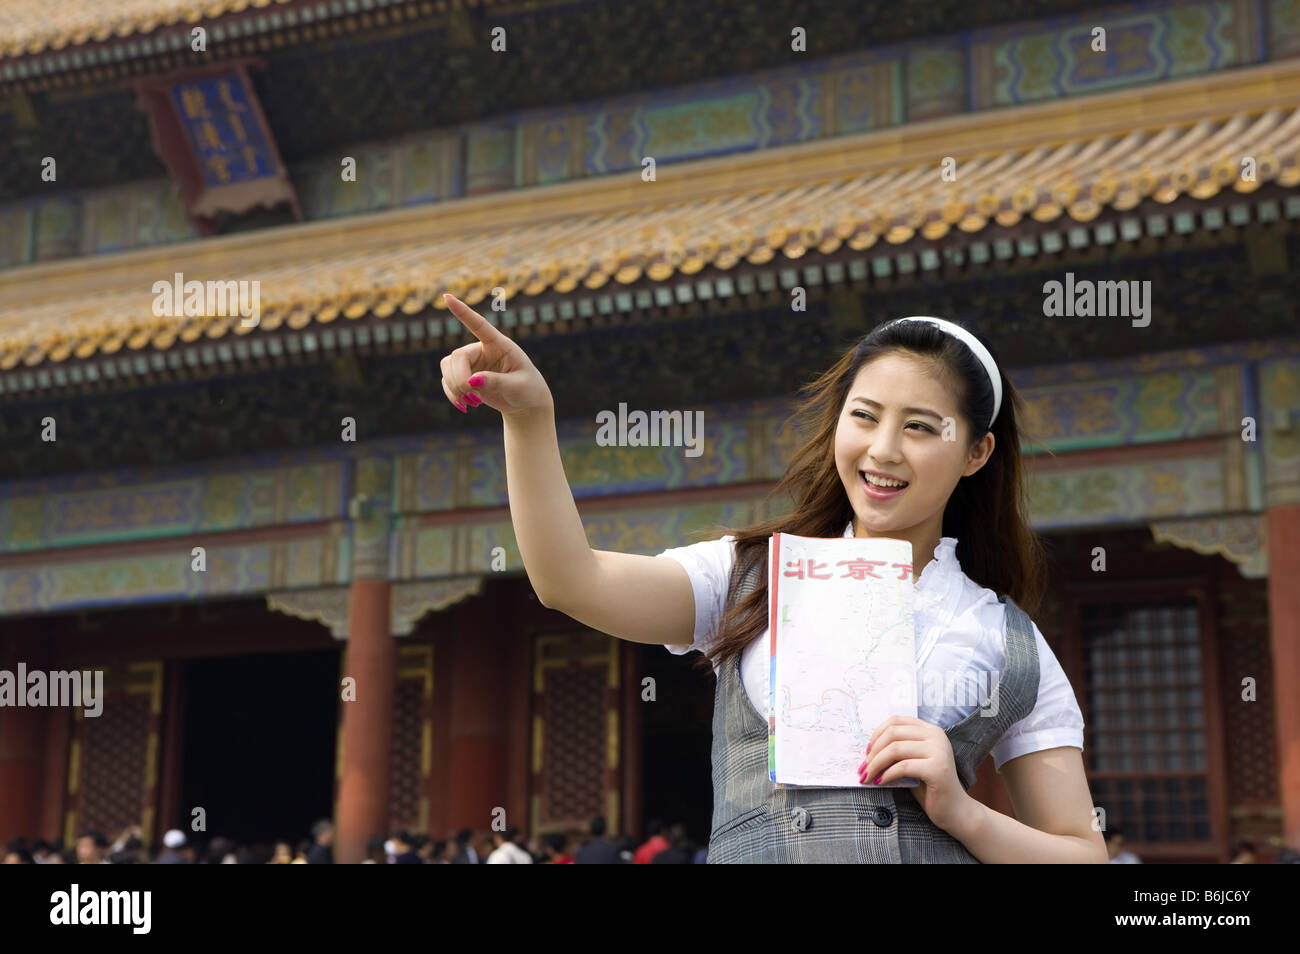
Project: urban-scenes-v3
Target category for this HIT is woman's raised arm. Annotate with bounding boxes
[441,294,696,647]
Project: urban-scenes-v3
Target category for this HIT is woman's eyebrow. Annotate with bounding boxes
[850,397,943,421]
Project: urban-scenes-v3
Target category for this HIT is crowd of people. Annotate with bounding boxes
[1,816,706,865]
[1101,827,1297,864]
[11,818,1292,864]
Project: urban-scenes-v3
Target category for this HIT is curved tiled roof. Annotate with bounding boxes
[0,0,295,57]
[2,106,1297,371]
[0,0,512,60]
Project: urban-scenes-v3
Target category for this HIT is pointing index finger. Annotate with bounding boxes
[443,293,508,345]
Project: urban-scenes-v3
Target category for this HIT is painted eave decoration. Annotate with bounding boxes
[1,64,1299,376]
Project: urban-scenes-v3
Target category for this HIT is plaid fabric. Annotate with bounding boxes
[707,550,1040,863]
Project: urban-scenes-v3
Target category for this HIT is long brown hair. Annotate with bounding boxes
[692,318,1049,673]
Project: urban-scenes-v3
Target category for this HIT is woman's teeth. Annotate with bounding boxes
[862,472,908,488]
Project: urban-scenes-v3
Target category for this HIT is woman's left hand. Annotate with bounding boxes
[859,715,973,833]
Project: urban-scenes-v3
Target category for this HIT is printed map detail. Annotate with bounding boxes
[769,532,919,788]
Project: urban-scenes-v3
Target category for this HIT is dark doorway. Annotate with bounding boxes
[638,645,715,853]
[180,650,339,848]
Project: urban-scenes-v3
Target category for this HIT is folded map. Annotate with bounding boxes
[768,531,921,788]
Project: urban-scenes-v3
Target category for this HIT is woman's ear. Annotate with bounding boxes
[962,432,995,477]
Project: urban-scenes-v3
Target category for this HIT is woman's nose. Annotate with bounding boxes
[868,429,903,460]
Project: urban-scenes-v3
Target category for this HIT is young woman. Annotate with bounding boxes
[440,293,1106,864]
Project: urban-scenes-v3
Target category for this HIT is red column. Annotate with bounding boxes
[335,579,395,864]
[428,622,453,839]
[39,706,70,844]
[0,706,47,846]
[1266,504,1300,849]
[154,660,186,844]
[0,637,50,846]
[447,602,508,836]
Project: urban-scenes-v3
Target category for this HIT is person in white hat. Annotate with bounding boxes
[155,829,191,864]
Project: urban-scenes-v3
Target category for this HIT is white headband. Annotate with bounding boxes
[886,316,1002,431]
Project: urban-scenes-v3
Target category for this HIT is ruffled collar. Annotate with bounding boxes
[840,520,959,591]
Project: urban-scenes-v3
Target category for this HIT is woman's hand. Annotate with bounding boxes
[859,715,974,833]
[440,293,554,418]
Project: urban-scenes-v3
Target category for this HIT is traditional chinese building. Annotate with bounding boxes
[0,0,1297,864]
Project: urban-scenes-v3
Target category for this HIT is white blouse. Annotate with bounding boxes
[657,521,1084,773]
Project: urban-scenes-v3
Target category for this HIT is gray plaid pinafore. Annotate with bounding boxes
[707,550,1039,863]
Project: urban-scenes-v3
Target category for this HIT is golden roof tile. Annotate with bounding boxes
[0,0,296,57]
[1,102,1297,371]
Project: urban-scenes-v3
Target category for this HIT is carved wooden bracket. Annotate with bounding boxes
[266,576,484,638]
[1149,515,1266,578]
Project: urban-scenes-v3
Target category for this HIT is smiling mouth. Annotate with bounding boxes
[861,471,909,495]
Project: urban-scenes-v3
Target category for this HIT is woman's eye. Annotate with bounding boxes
[851,410,932,433]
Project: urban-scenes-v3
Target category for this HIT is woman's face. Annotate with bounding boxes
[833,352,993,562]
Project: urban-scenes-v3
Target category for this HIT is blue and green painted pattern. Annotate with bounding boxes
[1275,0,1300,56]
[1,344,1296,614]
[972,0,1264,108]
[1260,356,1300,500]
[0,525,348,615]
[1028,456,1228,528]
[7,0,1293,268]
[1020,369,1224,452]
[0,462,345,556]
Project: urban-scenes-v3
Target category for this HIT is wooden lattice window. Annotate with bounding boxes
[388,679,425,827]
[1083,602,1212,842]
[387,645,432,832]
[541,665,607,822]
[531,632,619,835]
[80,694,152,838]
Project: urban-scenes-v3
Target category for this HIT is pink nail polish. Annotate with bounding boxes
[454,401,467,413]
[468,373,484,387]
[465,393,482,406]
[874,775,882,785]
[866,741,872,754]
